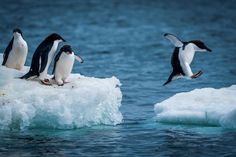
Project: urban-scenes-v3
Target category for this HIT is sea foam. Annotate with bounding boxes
[0,54,122,130]
[155,86,236,128]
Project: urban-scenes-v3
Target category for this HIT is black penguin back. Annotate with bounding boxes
[163,47,185,86]
[2,37,14,65]
[171,47,185,75]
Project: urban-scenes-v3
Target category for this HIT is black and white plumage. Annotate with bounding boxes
[2,28,28,70]
[52,45,83,86]
[163,33,212,86]
[20,33,65,85]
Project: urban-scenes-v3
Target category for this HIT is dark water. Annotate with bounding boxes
[0,0,236,156]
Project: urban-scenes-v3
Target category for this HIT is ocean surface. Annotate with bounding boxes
[0,0,236,156]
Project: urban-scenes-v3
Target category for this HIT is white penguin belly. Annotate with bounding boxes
[179,44,195,64]
[179,44,195,77]
[39,41,59,80]
[5,37,28,70]
[55,53,75,82]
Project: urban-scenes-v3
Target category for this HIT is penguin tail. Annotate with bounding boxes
[163,80,171,86]
[19,71,37,79]
[2,59,7,66]
[163,79,172,86]
[163,72,175,86]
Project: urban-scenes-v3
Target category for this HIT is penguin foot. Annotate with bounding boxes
[41,79,52,86]
[58,83,64,86]
[191,71,203,79]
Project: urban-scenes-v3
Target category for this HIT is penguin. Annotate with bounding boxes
[52,45,84,86]
[163,33,212,86]
[20,33,65,85]
[2,28,28,70]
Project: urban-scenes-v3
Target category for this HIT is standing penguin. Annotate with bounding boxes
[2,28,28,70]
[163,33,212,86]
[52,45,83,86]
[20,33,65,85]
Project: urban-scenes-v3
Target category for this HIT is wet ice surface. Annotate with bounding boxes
[0,61,123,130]
[155,85,236,128]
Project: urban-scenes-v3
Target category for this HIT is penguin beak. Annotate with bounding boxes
[205,47,212,52]
[75,54,84,63]
[61,38,66,42]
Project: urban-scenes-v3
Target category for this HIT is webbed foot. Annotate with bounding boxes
[191,71,203,79]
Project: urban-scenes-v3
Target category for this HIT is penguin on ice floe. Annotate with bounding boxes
[52,45,83,86]
[20,33,65,85]
[163,33,212,86]
[2,28,28,70]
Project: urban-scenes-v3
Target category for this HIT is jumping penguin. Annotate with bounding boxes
[20,33,65,85]
[163,33,212,86]
[2,28,28,70]
[52,45,83,86]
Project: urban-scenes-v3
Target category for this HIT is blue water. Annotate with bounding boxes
[0,0,236,156]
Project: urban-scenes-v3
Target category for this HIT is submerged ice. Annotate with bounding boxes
[0,54,122,130]
[155,86,236,128]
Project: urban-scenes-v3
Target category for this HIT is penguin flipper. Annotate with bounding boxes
[164,33,183,47]
[2,38,13,65]
[51,60,57,75]
[52,50,62,74]
[75,55,84,63]
[39,53,49,73]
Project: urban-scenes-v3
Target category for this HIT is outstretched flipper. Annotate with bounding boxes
[164,33,183,47]
[75,55,84,63]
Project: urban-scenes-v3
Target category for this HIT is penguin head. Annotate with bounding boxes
[60,45,73,55]
[60,45,84,63]
[190,40,212,52]
[13,28,23,37]
[48,33,66,43]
